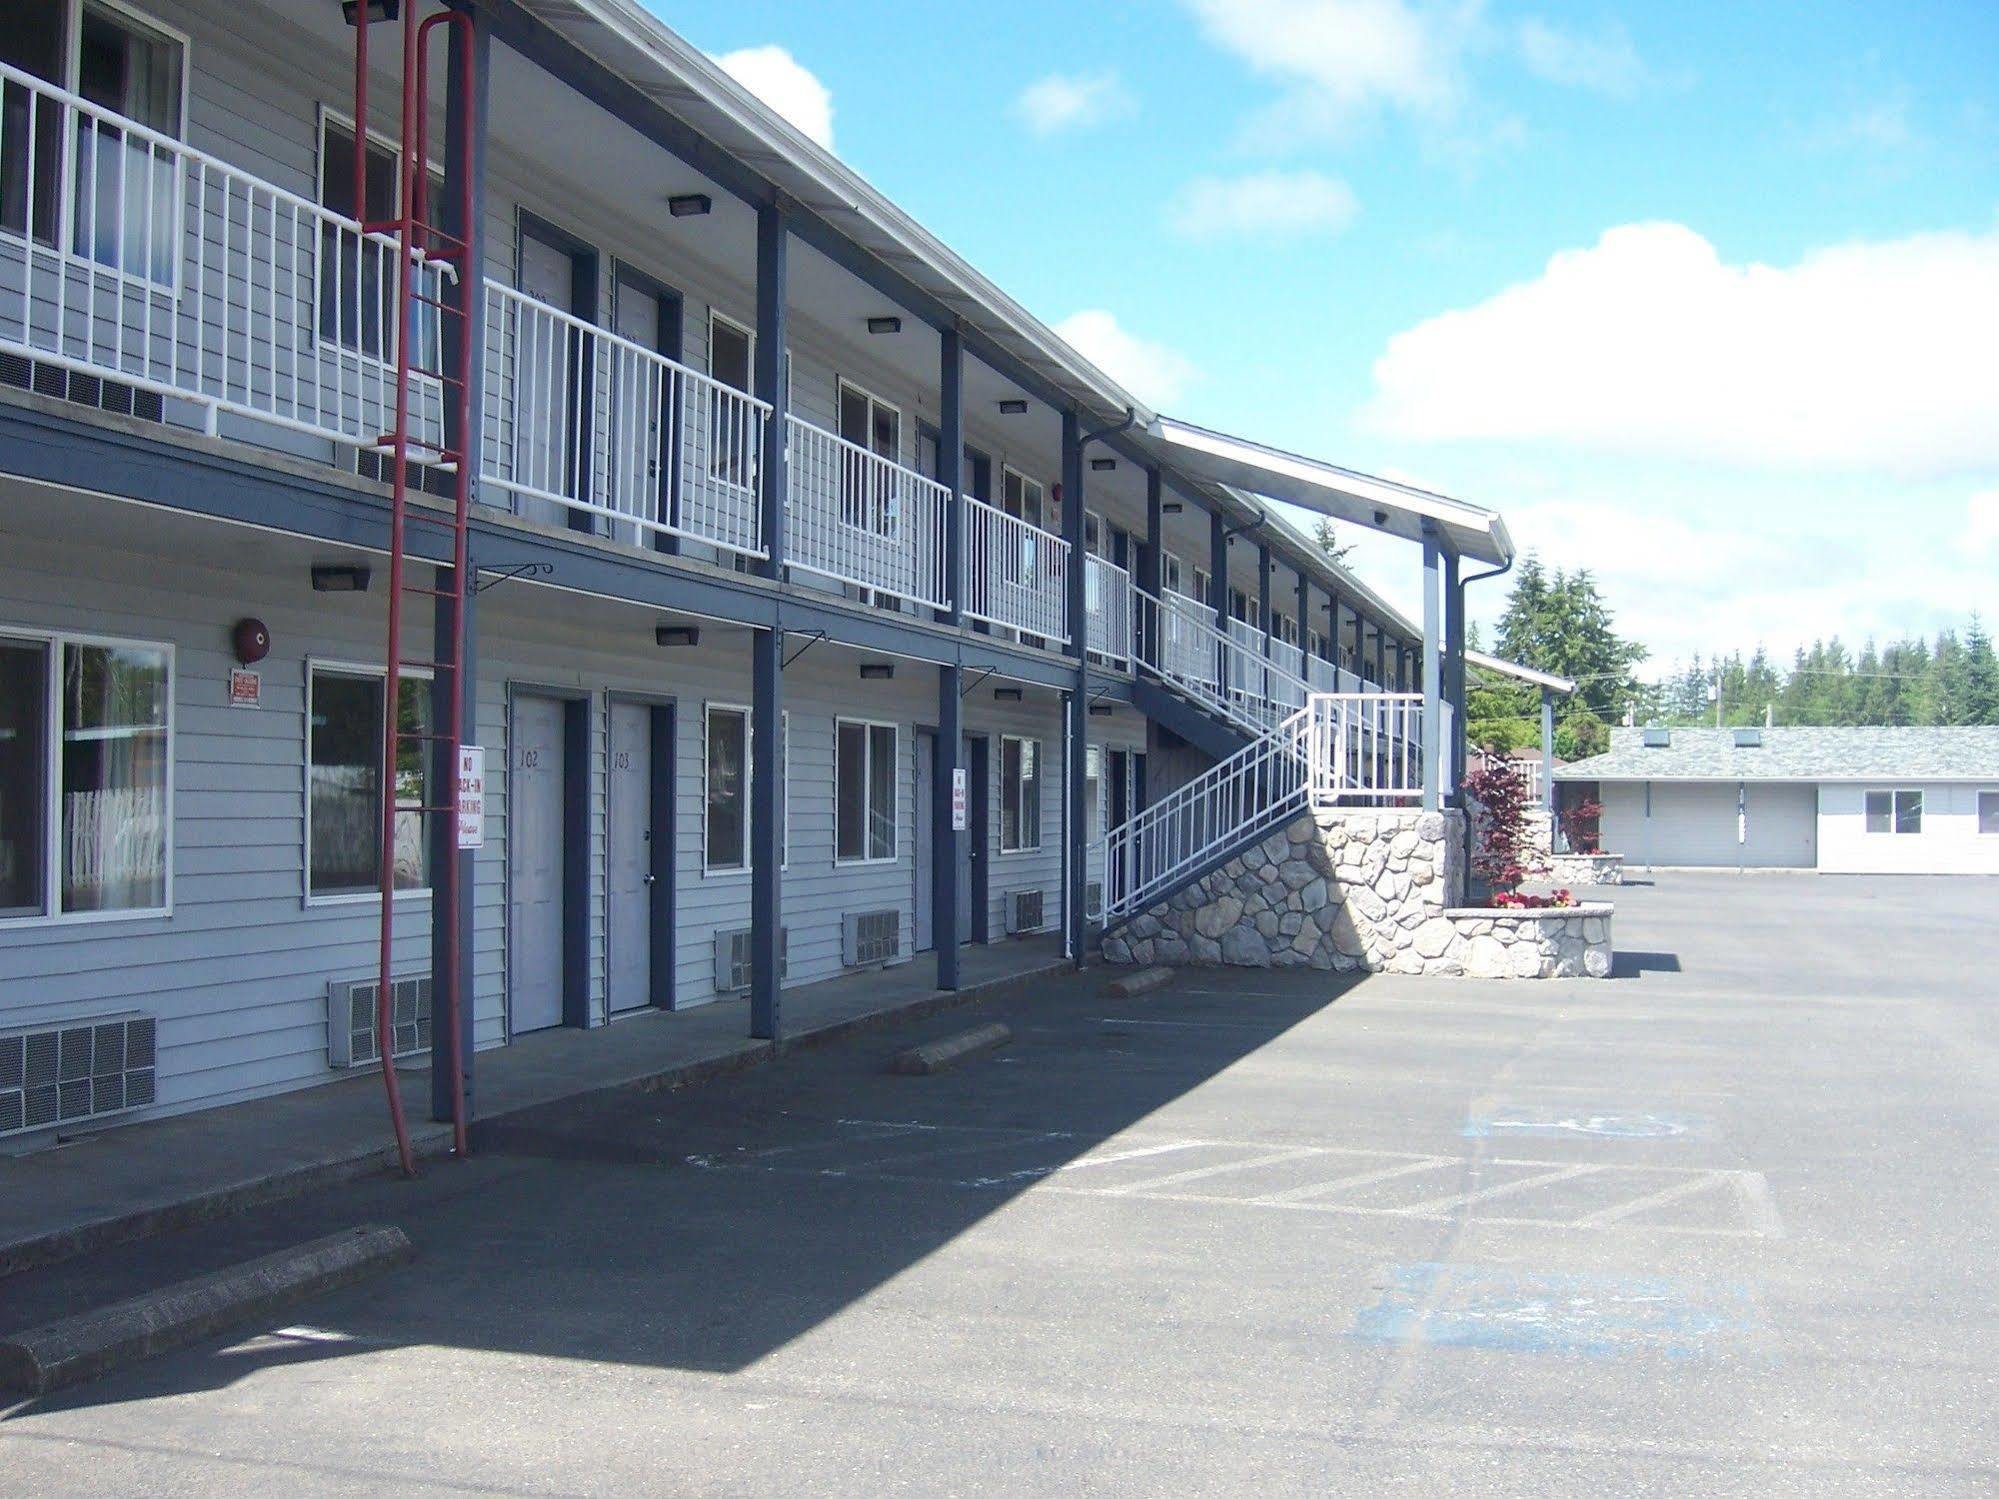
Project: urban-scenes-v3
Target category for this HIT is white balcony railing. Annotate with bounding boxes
[1085,554,1134,667]
[785,414,949,607]
[0,59,452,455]
[1304,693,1425,806]
[963,496,1069,642]
[481,282,769,555]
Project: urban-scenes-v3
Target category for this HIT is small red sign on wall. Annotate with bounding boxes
[228,668,262,708]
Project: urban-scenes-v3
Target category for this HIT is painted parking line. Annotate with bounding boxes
[692,1120,1785,1238]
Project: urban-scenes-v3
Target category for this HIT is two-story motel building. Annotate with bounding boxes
[0,0,1508,1142]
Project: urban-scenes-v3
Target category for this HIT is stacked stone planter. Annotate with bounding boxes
[1101,806,1613,979]
[1540,851,1624,886]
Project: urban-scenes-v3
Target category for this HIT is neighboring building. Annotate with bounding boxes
[0,0,1507,1143]
[1556,727,1999,873]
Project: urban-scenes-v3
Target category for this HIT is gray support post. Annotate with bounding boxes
[1209,505,1227,685]
[934,328,964,990]
[431,1,487,1125]
[1541,687,1556,812]
[1257,542,1272,703]
[749,200,788,1040]
[1062,410,1087,967]
[1421,529,1443,812]
[1444,551,1465,808]
[1141,469,1163,667]
[1327,589,1341,680]
[1296,571,1311,674]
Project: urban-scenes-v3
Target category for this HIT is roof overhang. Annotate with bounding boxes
[1466,649,1574,694]
[1146,417,1515,566]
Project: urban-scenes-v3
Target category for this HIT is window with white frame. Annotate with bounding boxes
[1979,791,1999,836]
[708,313,755,487]
[1084,744,1102,841]
[0,632,170,919]
[2,0,185,279]
[703,705,786,871]
[307,664,429,899]
[837,380,901,534]
[317,114,443,361]
[1000,735,1041,852]
[1863,789,1922,835]
[1001,467,1046,587]
[835,719,896,863]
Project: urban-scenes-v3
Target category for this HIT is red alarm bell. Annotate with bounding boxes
[232,617,271,665]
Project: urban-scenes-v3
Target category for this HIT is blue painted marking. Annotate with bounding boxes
[1352,1263,1758,1358]
[1463,1107,1712,1140]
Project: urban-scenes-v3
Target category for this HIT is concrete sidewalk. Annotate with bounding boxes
[0,939,1065,1278]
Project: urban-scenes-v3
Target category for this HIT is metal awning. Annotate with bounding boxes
[1466,649,1575,694]
[1147,416,1514,566]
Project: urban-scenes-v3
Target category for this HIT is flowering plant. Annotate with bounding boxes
[1491,889,1577,910]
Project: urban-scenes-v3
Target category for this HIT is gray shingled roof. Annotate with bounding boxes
[1554,726,1999,783]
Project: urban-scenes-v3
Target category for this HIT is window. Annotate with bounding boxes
[1863,789,1922,835]
[837,381,901,533]
[704,704,747,871]
[2,0,185,278]
[0,631,170,921]
[1000,735,1041,852]
[1001,468,1045,586]
[707,313,755,487]
[1980,791,1999,836]
[1162,552,1183,596]
[308,665,429,899]
[835,719,896,863]
[317,115,443,362]
[1084,745,1102,841]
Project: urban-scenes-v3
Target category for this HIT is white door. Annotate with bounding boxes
[509,694,566,1033]
[607,700,654,1013]
[609,279,663,546]
[514,232,577,527]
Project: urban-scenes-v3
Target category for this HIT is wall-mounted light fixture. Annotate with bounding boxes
[1162,501,1183,515]
[310,564,371,593]
[1090,457,1116,472]
[341,0,399,24]
[994,687,1023,702]
[866,316,902,335]
[997,399,1028,415]
[1088,703,1114,717]
[858,662,894,680]
[1372,509,1389,527]
[655,625,701,647]
[667,193,713,218]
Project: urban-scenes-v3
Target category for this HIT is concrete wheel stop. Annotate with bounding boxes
[888,1023,1013,1075]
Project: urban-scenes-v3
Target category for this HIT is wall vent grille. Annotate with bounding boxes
[0,1014,156,1137]
[841,910,901,967]
[714,927,788,993]
[1007,888,1046,935]
[327,976,432,1070]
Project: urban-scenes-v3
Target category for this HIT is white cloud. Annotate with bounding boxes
[1516,17,1646,97]
[1180,0,1479,142]
[1166,169,1359,240]
[1363,220,1999,475]
[1014,70,1136,136]
[714,46,834,151]
[1969,489,1999,556]
[1052,310,1201,408]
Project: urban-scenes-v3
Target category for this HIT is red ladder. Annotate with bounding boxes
[354,0,475,1174]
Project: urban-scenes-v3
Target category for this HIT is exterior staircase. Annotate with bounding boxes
[1102,590,1422,931]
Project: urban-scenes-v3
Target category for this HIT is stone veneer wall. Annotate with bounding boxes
[1541,851,1624,886]
[1101,807,1612,979]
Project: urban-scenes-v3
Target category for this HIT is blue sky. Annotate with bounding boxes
[660,0,1999,675]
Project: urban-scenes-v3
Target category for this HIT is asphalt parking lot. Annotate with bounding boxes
[3,872,1995,1495]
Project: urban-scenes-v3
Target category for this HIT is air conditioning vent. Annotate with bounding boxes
[714,926,788,994]
[841,909,901,968]
[1006,888,1045,935]
[1732,727,1763,748]
[1641,727,1672,748]
[0,353,164,423]
[328,976,432,1070]
[0,1014,155,1137]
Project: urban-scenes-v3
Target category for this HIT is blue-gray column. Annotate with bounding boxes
[1421,528,1443,812]
[1209,506,1227,685]
[1444,551,1465,809]
[431,0,488,1126]
[1296,571,1311,673]
[1141,469,1163,668]
[750,200,787,1040]
[1062,410,1087,967]
[1257,543,1272,703]
[1541,687,1556,812]
[934,327,964,990]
